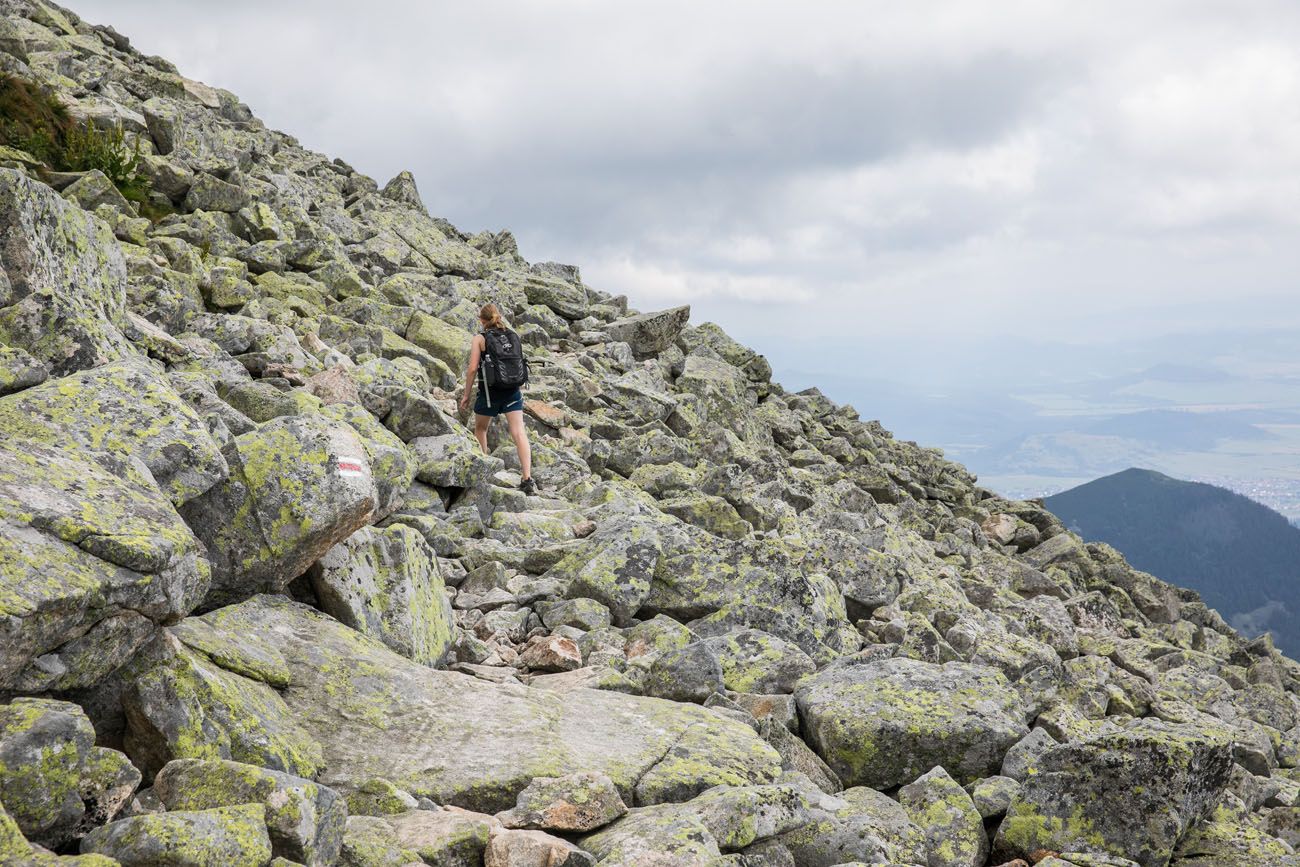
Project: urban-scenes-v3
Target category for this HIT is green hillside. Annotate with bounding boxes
[1047,468,1300,653]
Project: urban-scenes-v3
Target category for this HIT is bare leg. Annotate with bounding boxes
[505,410,532,480]
[474,413,490,455]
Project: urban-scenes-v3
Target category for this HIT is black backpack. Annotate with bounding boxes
[480,327,529,390]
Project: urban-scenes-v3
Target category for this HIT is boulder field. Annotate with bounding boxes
[3,2,1300,865]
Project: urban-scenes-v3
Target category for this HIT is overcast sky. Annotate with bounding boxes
[75,1,1300,384]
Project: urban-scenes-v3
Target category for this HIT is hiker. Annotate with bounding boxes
[459,303,536,495]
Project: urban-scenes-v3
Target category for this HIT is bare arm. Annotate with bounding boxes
[461,335,484,406]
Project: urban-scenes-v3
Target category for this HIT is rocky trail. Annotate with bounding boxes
[1,2,1299,865]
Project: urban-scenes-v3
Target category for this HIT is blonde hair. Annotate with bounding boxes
[479,303,506,330]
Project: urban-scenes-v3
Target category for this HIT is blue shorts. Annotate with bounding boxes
[474,387,523,417]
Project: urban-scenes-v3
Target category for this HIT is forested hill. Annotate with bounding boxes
[1047,467,1300,654]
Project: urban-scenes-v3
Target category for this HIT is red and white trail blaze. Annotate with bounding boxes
[336,458,366,478]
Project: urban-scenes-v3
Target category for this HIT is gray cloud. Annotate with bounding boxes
[72,0,1300,384]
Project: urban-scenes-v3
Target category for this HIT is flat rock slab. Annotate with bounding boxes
[141,596,780,814]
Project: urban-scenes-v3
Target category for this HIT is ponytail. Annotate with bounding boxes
[479,303,506,331]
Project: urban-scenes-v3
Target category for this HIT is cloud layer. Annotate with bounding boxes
[76,0,1300,376]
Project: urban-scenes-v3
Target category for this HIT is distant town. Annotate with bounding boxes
[1195,477,1300,526]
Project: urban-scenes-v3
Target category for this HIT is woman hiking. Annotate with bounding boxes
[459,303,537,495]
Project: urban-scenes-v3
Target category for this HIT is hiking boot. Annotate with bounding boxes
[519,477,537,496]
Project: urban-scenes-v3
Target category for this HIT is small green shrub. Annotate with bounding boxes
[62,121,145,193]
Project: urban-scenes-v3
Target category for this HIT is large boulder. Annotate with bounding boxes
[0,698,139,850]
[771,784,929,867]
[124,596,781,814]
[795,657,1028,789]
[0,358,228,507]
[0,168,131,375]
[381,170,428,215]
[410,432,501,488]
[0,439,210,693]
[382,808,494,865]
[318,401,416,522]
[153,757,345,866]
[699,628,816,694]
[80,803,273,866]
[179,414,377,606]
[308,524,455,667]
[675,355,755,439]
[897,766,987,867]
[603,305,690,358]
[646,537,855,663]
[993,720,1234,867]
[580,783,816,862]
[498,772,628,833]
[406,311,473,373]
[122,630,325,781]
[551,521,663,625]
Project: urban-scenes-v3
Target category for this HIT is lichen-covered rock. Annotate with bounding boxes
[699,629,816,694]
[0,358,228,507]
[153,757,345,866]
[406,311,472,373]
[1169,803,1296,865]
[381,808,493,866]
[122,633,325,780]
[76,746,143,841]
[184,172,251,213]
[0,796,119,867]
[498,772,627,832]
[0,345,47,395]
[126,596,780,814]
[0,168,132,375]
[381,170,428,215]
[523,275,588,320]
[180,414,377,606]
[80,803,273,866]
[580,783,813,864]
[410,433,501,488]
[774,785,930,867]
[0,439,210,692]
[898,766,987,867]
[754,718,843,796]
[339,814,421,867]
[993,720,1234,867]
[966,776,1020,821]
[317,401,415,522]
[580,806,721,865]
[1000,728,1059,782]
[308,524,455,667]
[0,698,138,849]
[62,169,132,215]
[345,778,419,817]
[603,305,691,358]
[643,642,726,704]
[795,658,1029,789]
[551,521,663,625]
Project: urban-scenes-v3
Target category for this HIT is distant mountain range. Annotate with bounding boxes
[1046,468,1300,654]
